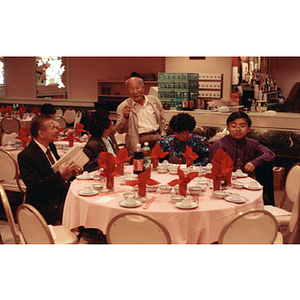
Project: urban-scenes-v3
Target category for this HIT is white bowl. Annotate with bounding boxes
[92,183,104,191]
[170,195,184,203]
[146,185,159,192]
[233,181,244,189]
[132,185,138,191]
[159,185,172,194]
[169,168,178,175]
[188,186,202,196]
[213,190,227,199]
[157,167,168,174]
[180,168,189,176]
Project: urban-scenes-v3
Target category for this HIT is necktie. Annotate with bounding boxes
[46,148,55,165]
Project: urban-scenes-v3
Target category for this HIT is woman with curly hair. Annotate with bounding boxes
[159,113,209,166]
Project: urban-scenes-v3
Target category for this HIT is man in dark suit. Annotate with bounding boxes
[18,114,80,225]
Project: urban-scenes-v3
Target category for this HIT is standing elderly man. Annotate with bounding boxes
[115,77,167,156]
[18,114,81,225]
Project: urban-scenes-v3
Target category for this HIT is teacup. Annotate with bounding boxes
[81,171,91,179]
[181,198,192,207]
[125,196,136,205]
[83,186,93,194]
[123,192,136,199]
[249,181,258,188]
[231,193,241,201]
[236,168,243,177]
[93,173,101,180]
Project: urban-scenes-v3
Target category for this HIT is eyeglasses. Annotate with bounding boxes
[229,124,248,130]
[128,86,142,92]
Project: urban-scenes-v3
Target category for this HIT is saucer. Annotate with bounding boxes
[119,199,142,208]
[78,189,98,196]
[244,183,263,190]
[236,173,248,178]
[5,146,16,150]
[77,174,93,180]
[175,202,198,209]
[224,195,246,203]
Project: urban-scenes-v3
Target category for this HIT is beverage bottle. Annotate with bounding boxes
[133,143,144,174]
[182,92,189,110]
[142,142,151,172]
[176,92,183,111]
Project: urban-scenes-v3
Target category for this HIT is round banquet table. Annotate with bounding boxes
[62,166,264,244]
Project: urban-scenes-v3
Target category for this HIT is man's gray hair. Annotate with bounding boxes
[125,77,144,89]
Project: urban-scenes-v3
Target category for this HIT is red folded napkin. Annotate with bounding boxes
[205,148,234,184]
[182,145,198,167]
[151,142,169,159]
[17,107,26,119]
[98,152,122,189]
[114,148,131,164]
[168,166,198,196]
[0,106,6,116]
[30,105,40,115]
[16,127,31,147]
[6,105,14,116]
[73,123,87,137]
[125,168,160,197]
[61,131,81,147]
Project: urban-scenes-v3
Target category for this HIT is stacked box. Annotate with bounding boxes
[158,72,199,110]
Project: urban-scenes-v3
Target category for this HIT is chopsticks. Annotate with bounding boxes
[194,196,199,204]
[143,196,156,210]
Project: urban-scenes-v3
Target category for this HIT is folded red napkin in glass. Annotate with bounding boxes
[61,131,81,147]
[73,123,87,137]
[30,105,40,115]
[0,106,6,116]
[114,147,131,164]
[16,127,31,147]
[98,152,121,178]
[205,148,233,181]
[6,105,14,116]
[151,142,169,159]
[182,145,198,161]
[17,107,26,119]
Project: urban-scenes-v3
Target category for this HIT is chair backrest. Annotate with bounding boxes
[55,107,63,116]
[106,212,171,244]
[74,110,82,127]
[219,209,278,244]
[16,204,55,244]
[63,108,76,124]
[0,149,26,193]
[285,164,300,232]
[54,116,67,129]
[0,116,20,134]
[0,184,24,244]
[1,131,19,146]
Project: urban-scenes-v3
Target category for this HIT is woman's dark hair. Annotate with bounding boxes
[226,111,252,127]
[169,113,196,133]
[280,82,300,112]
[30,114,52,138]
[85,108,111,138]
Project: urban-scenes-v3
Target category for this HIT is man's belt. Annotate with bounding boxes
[139,130,159,137]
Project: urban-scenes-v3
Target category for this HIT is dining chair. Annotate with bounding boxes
[54,116,67,129]
[114,132,126,148]
[0,148,26,197]
[73,110,82,128]
[106,212,171,244]
[218,208,282,244]
[0,183,25,244]
[55,107,63,116]
[0,116,20,134]
[264,163,300,237]
[63,108,77,125]
[1,131,19,146]
[16,204,78,244]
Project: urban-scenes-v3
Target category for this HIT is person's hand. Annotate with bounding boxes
[58,160,75,178]
[122,106,132,119]
[244,162,255,173]
[72,165,82,177]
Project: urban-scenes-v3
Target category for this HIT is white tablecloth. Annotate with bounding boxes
[62,166,264,244]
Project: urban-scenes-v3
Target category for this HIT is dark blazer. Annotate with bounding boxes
[18,140,69,224]
[83,133,119,172]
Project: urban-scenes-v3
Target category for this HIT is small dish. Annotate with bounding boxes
[224,195,246,203]
[244,183,263,190]
[175,201,198,209]
[92,183,104,191]
[78,188,98,196]
[119,199,142,208]
[233,181,244,189]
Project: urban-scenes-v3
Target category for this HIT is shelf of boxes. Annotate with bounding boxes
[158,72,199,110]
[198,73,223,100]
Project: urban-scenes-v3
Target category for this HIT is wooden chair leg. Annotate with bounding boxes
[279,190,287,208]
[0,233,3,244]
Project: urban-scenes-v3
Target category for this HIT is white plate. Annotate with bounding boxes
[236,173,248,178]
[244,183,263,190]
[78,189,99,196]
[77,174,93,180]
[119,199,142,208]
[175,202,198,209]
[224,195,246,203]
